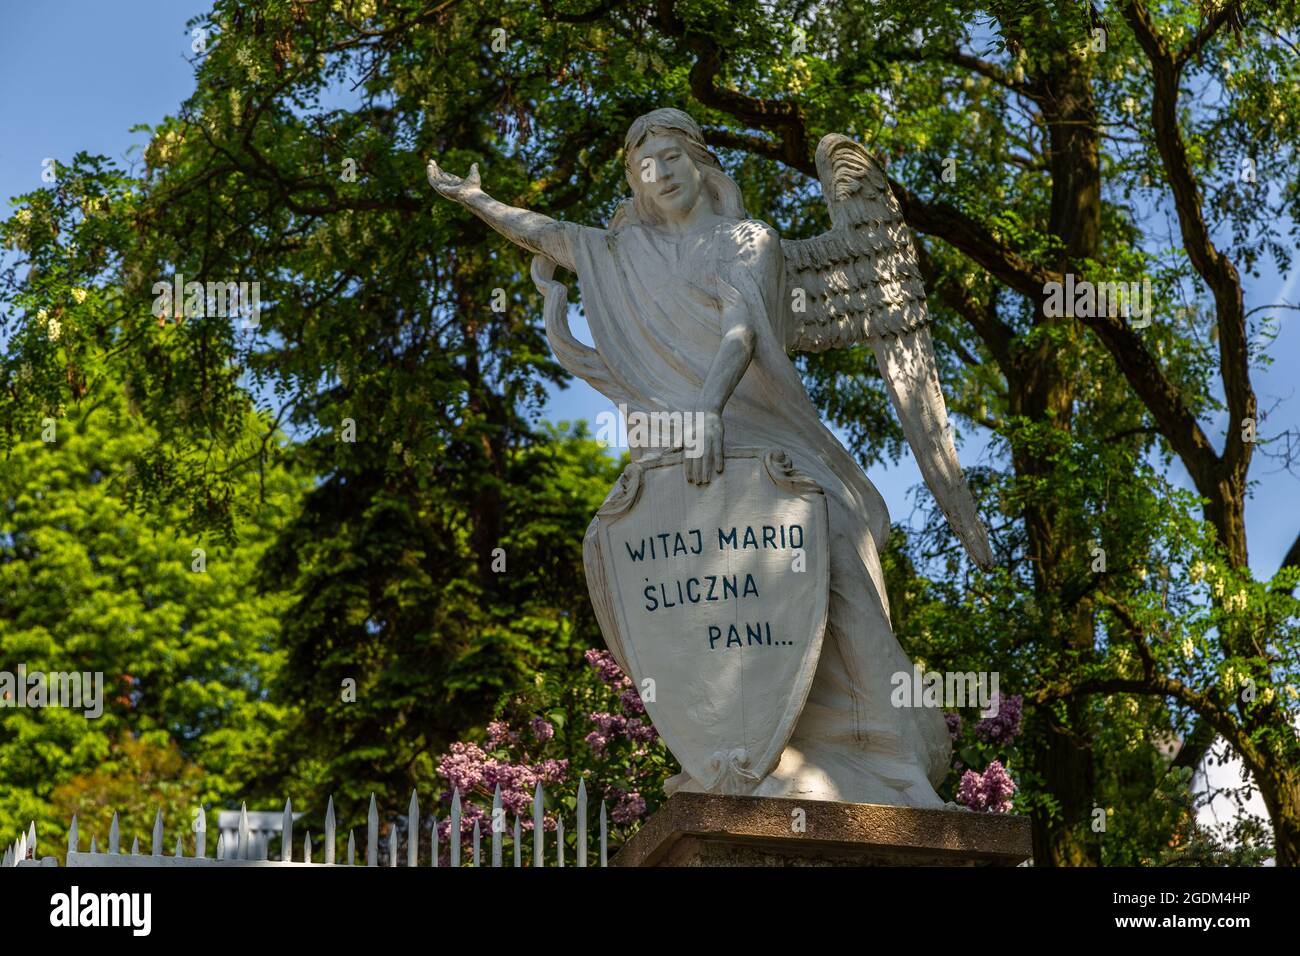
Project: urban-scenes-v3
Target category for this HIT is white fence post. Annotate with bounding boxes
[576,779,587,868]
[533,783,544,868]
[151,809,163,856]
[450,789,462,867]
[325,797,336,865]
[366,794,378,867]
[491,785,502,868]
[408,789,419,868]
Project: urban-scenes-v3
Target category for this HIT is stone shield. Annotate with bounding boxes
[589,447,829,794]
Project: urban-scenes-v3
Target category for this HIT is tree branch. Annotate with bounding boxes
[1122,0,1254,486]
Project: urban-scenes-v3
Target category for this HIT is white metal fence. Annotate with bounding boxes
[5,779,610,868]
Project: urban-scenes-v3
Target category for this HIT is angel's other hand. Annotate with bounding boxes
[427,160,482,202]
[685,410,724,485]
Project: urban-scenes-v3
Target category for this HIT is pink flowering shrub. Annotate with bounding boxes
[431,647,676,857]
[955,760,1017,813]
[943,693,1023,813]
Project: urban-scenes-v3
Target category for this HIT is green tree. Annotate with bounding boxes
[0,374,301,847]
[258,424,622,819]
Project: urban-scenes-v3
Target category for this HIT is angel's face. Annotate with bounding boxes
[632,134,704,222]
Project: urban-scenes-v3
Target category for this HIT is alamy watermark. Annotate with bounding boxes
[1043,274,1153,328]
[891,665,1001,716]
[50,886,151,936]
[0,664,103,718]
[595,403,707,458]
[151,272,261,328]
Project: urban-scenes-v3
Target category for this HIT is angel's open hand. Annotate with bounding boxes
[427,159,482,202]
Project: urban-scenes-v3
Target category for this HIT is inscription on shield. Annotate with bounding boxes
[596,447,829,793]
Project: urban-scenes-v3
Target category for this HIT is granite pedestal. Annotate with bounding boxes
[612,792,1032,867]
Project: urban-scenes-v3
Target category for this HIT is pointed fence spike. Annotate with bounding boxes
[90,835,98,855]
[600,800,608,867]
[109,812,120,855]
[557,817,565,868]
[576,779,587,868]
[304,829,312,864]
[450,789,462,867]
[68,815,79,856]
[472,819,481,867]
[348,829,356,866]
[18,832,27,861]
[130,835,140,856]
[431,813,439,868]
[216,832,225,860]
[239,802,251,860]
[389,821,398,867]
[534,782,544,868]
[513,815,522,867]
[195,806,207,859]
[174,835,183,858]
[367,794,378,867]
[408,789,419,867]
[282,798,293,862]
[325,796,336,865]
[28,821,36,858]
[491,785,503,868]
[152,808,164,856]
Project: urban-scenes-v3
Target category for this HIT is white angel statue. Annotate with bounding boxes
[428,108,994,808]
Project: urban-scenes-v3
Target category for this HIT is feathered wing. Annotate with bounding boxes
[782,134,994,570]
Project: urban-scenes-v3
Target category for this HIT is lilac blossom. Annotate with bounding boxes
[585,649,633,689]
[620,687,647,715]
[589,711,627,736]
[534,758,568,785]
[611,790,647,824]
[624,718,657,743]
[944,712,962,742]
[956,760,1016,813]
[486,720,518,749]
[437,741,488,794]
[974,694,1023,746]
[530,716,555,741]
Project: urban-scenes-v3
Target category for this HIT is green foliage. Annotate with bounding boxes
[0,376,299,844]
[259,424,622,821]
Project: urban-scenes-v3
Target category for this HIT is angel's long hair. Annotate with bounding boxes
[612,108,747,229]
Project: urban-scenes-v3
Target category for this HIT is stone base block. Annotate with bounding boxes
[612,792,1031,867]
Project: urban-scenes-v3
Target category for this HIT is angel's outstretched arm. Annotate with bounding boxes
[427,160,576,271]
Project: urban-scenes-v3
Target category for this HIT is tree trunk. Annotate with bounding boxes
[1021,61,1104,867]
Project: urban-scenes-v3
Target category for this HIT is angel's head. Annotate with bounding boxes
[617,108,745,228]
